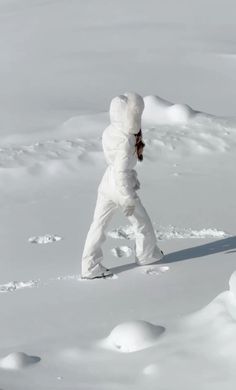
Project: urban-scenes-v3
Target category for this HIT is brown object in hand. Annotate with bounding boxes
[135,129,145,161]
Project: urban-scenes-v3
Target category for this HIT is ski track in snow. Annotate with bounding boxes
[108,225,230,241]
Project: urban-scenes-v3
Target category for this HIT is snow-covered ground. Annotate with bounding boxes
[1,0,236,137]
[1,1,236,389]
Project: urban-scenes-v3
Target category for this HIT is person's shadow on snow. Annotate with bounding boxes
[111,236,236,274]
[163,236,236,264]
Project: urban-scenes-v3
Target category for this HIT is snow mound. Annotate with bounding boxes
[28,234,63,244]
[0,352,40,370]
[143,95,196,126]
[180,271,236,361]
[108,225,230,241]
[101,321,165,353]
[143,363,159,376]
[229,271,236,301]
[111,246,133,258]
[0,280,39,293]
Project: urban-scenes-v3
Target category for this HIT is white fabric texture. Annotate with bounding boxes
[81,92,163,277]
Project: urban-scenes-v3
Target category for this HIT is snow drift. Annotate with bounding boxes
[142,95,196,126]
[0,94,235,183]
[229,271,236,304]
[178,270,236,362]
[100,320,165,353]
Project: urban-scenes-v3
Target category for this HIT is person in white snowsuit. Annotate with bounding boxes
[81,92,164,279]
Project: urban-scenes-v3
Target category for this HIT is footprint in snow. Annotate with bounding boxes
[142,265,170,276]
[28,234,63,244]
[0,280,40,293]
[78,274,118,281]
[111,246,133,258]
[54,274,118,282]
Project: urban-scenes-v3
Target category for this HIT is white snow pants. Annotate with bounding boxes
[81,190,163,276]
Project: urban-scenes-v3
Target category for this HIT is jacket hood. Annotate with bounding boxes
[109,92,145,135]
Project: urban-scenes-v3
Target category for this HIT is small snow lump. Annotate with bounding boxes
[104,320,165,353]
[0,352,40,370]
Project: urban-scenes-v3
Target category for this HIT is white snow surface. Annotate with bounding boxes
[1,1,236,389]
[1,0,236,137]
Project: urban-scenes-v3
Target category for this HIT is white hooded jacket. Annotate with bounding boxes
[81,92,164,278]
[98,92,145,207]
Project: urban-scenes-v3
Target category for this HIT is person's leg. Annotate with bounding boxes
[81,191,118,277]
[127,196,163,265]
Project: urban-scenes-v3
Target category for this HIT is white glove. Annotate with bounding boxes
[122,202,135,217]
